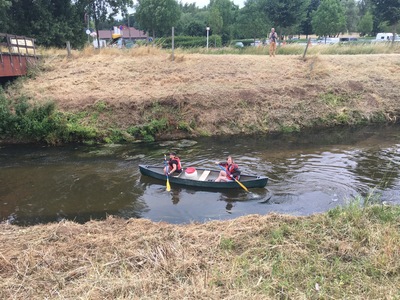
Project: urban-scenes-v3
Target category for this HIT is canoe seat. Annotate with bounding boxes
[198,170,211,181]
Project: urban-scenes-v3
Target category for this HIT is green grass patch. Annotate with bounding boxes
[233,197,400,298]
[127,118,169,142]
[220,236,235,251]
[0,88,100,144]
[320,91,349,107]
[280,124,300,133]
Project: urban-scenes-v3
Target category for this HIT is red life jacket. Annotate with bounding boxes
[225,163,239,179]
[169,156,182,172]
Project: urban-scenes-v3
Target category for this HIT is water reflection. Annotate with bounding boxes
[1,125,400,226]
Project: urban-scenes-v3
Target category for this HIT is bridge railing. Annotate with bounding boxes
[0,33,36,57]
[0,33,38,77]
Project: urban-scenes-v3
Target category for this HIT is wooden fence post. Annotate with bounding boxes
[302,38,311,59]
[66,41,71,57]
[171,27,175,62]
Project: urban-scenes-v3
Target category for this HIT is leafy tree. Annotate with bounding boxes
[236,0,268,40]
[184,20,207,36]
[357,0,372,15]
[358,11,374,36]
[180,2,198,14]
[209,0,239,44]
[312,0,346,39]
[135,0,181,39]
[176,5,208,36]
[7,0,86,47]
[342,0,359,33]
[301,0,321,38]
[261,0,309,40]
[0,0,11,32]
[208,6,223,36]
[371,0,400,38]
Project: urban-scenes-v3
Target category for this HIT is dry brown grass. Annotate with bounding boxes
[12,47,400,137]
[1,205,400,299]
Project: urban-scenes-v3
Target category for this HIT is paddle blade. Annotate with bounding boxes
[166,179,171,191]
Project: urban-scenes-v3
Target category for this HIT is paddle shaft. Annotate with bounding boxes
[164,155,171,191]
[217,164,249,192]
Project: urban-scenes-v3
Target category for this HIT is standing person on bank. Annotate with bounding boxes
[269,27,278,57]
[164,152,183,176]
[215,156,241,182]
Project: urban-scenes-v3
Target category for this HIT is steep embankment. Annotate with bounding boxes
[13,51,400,138]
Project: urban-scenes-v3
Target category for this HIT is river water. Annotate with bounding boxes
[1,125,399,226]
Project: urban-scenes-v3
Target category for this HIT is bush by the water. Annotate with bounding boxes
[0,88,97,144]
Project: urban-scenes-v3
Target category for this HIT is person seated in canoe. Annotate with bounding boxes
[164,152,183,176]
[215,156,241,182]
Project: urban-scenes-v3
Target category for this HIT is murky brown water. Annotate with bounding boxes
[1,125,399,225]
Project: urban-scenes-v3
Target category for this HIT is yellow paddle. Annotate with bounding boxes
[217,164,249,192]
[164,155,171,191]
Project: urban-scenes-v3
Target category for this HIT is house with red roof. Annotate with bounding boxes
[98,27,147,42]
[93,26,148,48]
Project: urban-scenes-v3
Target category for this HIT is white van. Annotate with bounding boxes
[375,33,399,41]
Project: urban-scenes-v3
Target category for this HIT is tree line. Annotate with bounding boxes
[0,0,398,48]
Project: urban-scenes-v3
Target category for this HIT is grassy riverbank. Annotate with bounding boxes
[1,199,400,299]
[1,44,400,144]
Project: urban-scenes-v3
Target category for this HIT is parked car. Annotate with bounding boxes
[339,37,358,43]
[234,42,244,48]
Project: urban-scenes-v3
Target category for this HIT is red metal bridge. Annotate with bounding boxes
[0,33,37,78]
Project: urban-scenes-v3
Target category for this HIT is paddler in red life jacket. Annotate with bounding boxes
[164,152,183,176]
[215,155,241,182]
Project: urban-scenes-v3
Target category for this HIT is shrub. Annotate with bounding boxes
[0,89,99,144]
[158,35,222,48]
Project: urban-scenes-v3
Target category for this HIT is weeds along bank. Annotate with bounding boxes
[1,46,400,144]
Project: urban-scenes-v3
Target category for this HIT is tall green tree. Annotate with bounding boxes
[357,11,374,36]
[176,3,208,36]
[371,0,400,38]
[261,0,309,39]
[135,0,181,39]
[357,0,372,16]
[301,0,321,38]
[7,0,86,47]
[186,21,207,36]
[208,6,223,36]
[342,0,359,33]
[312,0,346,39]
[0,0,11,32]
[236,0,268,40]
[209,0,239,44]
